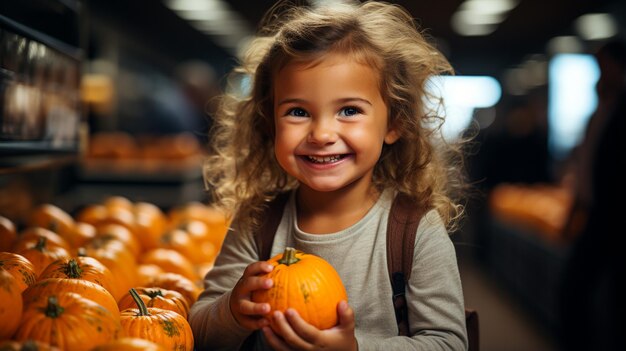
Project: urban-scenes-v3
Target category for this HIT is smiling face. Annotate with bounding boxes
[273,53,399,194]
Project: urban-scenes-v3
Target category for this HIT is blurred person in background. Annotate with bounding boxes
[558,39,626,351]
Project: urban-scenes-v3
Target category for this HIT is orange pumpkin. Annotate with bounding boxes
[0,252,37,292]
[252,247,348,330]
[168,203,230,252]
[75,204,109,226]
[23,278,120,317]
[94,223,142,257]
[13,227,71,252]
[136,263,165,286]
[14,292,121,351]
[80,245,138,295]
[0,269,23,339]
[120,288,194,351]
[158,228,205,264]
[139,248,197,281]
[103,195,134,212]
[0,340,61,351]
[27,204,75,237]
[62,222,97,249]
[39,256,120,301]
[117,287,189,319]
[145,272,201,306]
[14,237,70,277]
[90,337,165,351]
[0,215,17,252]
[133,202,166,251]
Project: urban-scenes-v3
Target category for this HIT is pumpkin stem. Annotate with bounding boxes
[34,237,48,251]
[278,247,300,266]
[64,258,83,278]
[129,288,150,316]
[145,289,163,299]
[43,296,64,318]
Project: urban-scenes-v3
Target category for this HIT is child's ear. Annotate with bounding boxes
[384,126,400,145]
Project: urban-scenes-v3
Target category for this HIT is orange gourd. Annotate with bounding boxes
[0,215,17,252]
[120,288,194,351]
[94,223,142,257]
[136,263,165,286]
[133,202,167,251]
[252,247,348,330]
[0,269,23,339]
[14,292,121,351]
[0,252,37,292]
[139,248,197,281]
[14,237,70,277]
[27,204,75,238]
[117,287,189,319]
[23,277,120,317]
[39,256,120,301]
[13,227,71,252]
[145,272,201,306]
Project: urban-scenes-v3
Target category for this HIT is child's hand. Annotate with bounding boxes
[261,300,357,351]
[229,261,274,331]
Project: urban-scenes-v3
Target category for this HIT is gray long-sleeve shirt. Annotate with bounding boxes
[189,190,468,350]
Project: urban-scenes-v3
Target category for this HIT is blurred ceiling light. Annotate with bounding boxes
[452,0,518,36]
[546,36,583,55]
[451,13,498,36]
[460,0,520,15]
[575,13,618,41]
[164,0,252,52]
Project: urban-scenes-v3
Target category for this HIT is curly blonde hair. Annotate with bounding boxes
[204,0,467,232]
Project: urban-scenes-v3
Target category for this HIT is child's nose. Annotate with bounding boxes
[307,119,337,145]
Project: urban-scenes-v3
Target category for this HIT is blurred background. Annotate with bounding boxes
[1,0,625,350]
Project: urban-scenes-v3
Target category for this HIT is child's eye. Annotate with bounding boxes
[339,106,361,117]
[287,108,309,117]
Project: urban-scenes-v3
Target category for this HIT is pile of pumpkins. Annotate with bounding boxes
[0,196,229,350]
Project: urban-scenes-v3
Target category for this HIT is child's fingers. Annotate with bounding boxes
[337,300,355,329]
[270,310,311,349]
[283,308,319,342]
[243,261,274,277]
[262,326,290,351]
[237,299,271,316]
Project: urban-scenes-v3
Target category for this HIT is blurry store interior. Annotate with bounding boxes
[2,0,625,350]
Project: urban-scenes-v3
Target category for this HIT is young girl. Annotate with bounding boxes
[189,1,468,350]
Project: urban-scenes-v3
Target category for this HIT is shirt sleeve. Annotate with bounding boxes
[188,221,261,350]
[356,210,468,351]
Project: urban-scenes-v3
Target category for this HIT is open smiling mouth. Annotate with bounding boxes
[305,154,348,164]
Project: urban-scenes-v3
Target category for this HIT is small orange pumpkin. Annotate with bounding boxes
[0,215,17,252]
[120,288,194,351]
[117,287,189,319]
[0,252,37,292]
[14,237,71,277]
[27,204,75,238]
[139,248,197,281]
[251,247,348,330]
[145,272,201,307]
[14,292,121,351]
[0,269,23,339]
[39,256,120,301]
[23,277,120,317]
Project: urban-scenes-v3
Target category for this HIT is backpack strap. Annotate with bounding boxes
[255,192,291,260]
[387,193,426,336]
